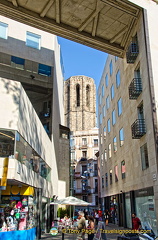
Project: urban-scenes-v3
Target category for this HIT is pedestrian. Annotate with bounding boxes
[104,209,110,226]
[94,210,99,226]
[132,213,141,230]
[87,216,95,240]
[77,211,86,240]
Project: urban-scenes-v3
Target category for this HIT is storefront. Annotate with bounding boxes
[135,187,157,235]
[125,192,132,228]
[0,185,37,239]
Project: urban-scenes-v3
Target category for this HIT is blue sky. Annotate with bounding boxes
[58,36,108,89]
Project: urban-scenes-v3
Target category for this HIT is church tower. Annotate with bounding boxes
[64,76,96,131]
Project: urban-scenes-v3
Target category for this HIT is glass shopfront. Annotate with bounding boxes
[135,187,157,235]
[110,195,118,224]
[0,129,51,180]
[125,192,132,228]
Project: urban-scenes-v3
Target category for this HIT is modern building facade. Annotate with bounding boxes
[0,16,70,239]
[98,5,158,233]
[64,75,99,208]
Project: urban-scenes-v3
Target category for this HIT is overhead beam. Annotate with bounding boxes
[11,0,18,7]
[55,0,60,23]
[110,25,128,43]
[40,0,55,18]
[78,2,104,32]
[101,0,139,18]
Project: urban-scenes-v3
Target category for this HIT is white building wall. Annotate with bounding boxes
[0,78,59,195]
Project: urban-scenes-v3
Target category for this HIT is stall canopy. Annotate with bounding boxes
[50,196,90,206]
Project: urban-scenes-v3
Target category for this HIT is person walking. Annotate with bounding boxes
[132,213,141,230]
[77,211,86,240]
[104,209,110,226]
[87,216,95,240]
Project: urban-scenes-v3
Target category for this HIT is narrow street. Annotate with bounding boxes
[40,223,126,240]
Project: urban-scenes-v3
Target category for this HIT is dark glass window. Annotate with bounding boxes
[76,84,80,107]
[11,56,25,69]
[38,64,52,76]
[140,143,149,170]
[121,160,126,179]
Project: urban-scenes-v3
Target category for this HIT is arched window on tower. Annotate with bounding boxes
[86,85,90,107]
[76,84,80,107]
[67,85,70,111]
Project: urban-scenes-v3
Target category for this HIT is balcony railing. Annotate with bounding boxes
[79,143,87,149]
[129,78,142,99]
[74,172,81,178]
[131,119,146,139]
[126,42,139,63]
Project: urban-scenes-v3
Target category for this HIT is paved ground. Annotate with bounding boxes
[40,223,126,240]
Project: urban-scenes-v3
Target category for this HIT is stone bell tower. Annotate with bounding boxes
[64,75,96,131]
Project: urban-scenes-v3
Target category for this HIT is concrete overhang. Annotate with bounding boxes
[0,0,143,57]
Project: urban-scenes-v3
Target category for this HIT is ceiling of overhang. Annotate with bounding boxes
[0,0,142,57]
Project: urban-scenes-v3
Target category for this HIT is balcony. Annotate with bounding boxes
[131,119,146,139]
[79,143,87,149]
[74,172,81,179]
[126,42,139,64]
[129,78,142,99]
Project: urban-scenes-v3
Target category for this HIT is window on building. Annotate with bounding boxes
[100,113,102,125]
[119,128,124,146]
[105,173,108,187]
[115,165,118,182]
[26,32,41,49]
[38,64,51,76]
[94,139,98,147]
[118,98,122,116]
[100,133,103,145]
[11,56,25,69]
[108,143,112,158]
[107,119,111,133]
[113,136,117,152]
[83,196,88,202]
[112,109,116,125]
[102,85,105,97]
[82,151,87,158]
[99,94,102,105]
[110,60,113,75]
[67,85,70,111]
[106,96,110,110]
[103,127,106,139]
[82,138,87,146]
[116,70,121,87]
[103,105,106,118]
[102,176,104,188]
[104,149,107,161]
[111,84,115,100]
[86,85,90,107]
[105,74,108,87]
[95,195,98,205]
[0,22,8,39]
[43,122,49,134]
[110,169,112,184]
[76,84,80,107]
[71,151,75,161]
[101,153,103,166]
[82,165,87,175]
[140,143,149,170]
[121,160,126,179]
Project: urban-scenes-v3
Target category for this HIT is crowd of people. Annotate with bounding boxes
[57,209,142,240]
